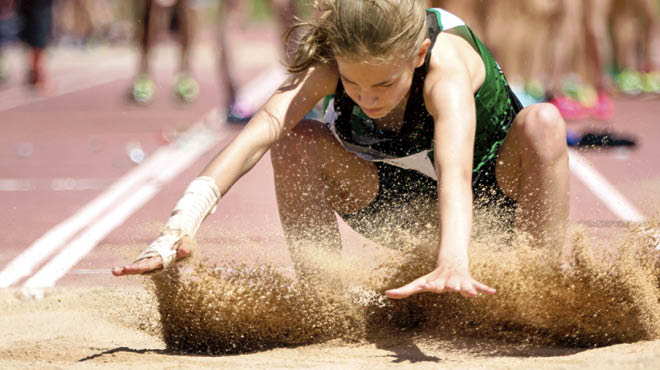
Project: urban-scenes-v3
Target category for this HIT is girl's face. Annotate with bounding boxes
[335,41,429,119]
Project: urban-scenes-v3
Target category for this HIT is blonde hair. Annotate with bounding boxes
[286,0,427,73]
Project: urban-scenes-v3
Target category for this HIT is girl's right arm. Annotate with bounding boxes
[112,63,338,276]
[201,63,337,193]
[203,62,338,193]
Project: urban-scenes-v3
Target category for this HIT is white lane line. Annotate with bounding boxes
[0,178,109,192]
[23,185,161,288]
[49,178,109,191]
[3,66,284,290]
[23,118,222,288]
[0,179,35,192]
[568,149,646,223]
[0,110,220,288]
[14,146,656,287]
[0,146,180,288]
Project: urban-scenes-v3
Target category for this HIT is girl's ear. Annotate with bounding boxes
[414,39,432,68]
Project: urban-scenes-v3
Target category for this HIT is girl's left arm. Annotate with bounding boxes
[386,60,496,299]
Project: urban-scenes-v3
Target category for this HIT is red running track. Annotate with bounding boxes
[1,36,659,292]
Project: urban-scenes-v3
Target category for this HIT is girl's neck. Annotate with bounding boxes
[374,89,412,134]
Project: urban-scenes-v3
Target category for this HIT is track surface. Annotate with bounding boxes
[1,27,659,292]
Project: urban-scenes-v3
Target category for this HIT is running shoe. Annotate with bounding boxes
[560,79,597,108]
[576,131,636,149]
[566,129,581,147]
[575,85,598,109]
[559,78,582,100]
[550,94,589,121]
[174,74,199,103]
[641,71,660,95]
[226,103,252,124]
[131,74,156,104]
[590,90,615,121]
[615,69,644,96]
[524,79,547,102]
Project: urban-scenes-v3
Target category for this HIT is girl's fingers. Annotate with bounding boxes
[473,280,496,295]
[460,281,479,297]
[444,276,462,292]
[112,257,163,276]
[385,273,497,299]
[385,277,429,299]
[113,240,191,277]
[422,277,446,292]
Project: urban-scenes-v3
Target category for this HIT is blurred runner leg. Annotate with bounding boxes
[583,0,616,120]
[131,0,161,103]
[172,0,199,102]
[18,0,53,92]
[0,0,17,84]
[219,0,296,123]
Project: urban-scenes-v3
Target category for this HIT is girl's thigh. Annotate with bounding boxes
[273,120,380,215]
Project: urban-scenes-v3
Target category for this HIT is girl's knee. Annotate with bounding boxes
[520,103,567,161]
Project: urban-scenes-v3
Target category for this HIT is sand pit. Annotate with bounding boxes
[2,219,659,369]
[1,286,660,369]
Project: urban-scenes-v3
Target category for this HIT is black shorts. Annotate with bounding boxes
[142,0,184,45]
[338,157,516,245]
[337,85,522,245]
[18,0,53,49]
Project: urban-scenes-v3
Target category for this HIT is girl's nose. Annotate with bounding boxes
[358,91,378,105]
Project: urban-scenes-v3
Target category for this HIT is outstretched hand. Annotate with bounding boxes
[111,238,192,276]
[385,261,496,299]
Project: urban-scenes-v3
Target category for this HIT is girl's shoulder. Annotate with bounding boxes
[426,7,482,73]
[426,33,470,78]
[313,62,340,96]
[288,62,339,98]
[313,61,340,81]
[426,32,486,94]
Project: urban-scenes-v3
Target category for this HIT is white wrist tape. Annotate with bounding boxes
[164,176,221,238]
[135,177,220,269]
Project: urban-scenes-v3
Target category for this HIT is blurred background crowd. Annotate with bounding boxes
[430,0,660,122]
[0,0,658,122]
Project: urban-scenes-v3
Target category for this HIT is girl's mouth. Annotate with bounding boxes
[362,106,383,116]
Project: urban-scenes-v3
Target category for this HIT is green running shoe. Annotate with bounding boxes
[524,79,547,102]
[575,84,598,108]
[131,74,156,104]
[560,79,597,108]
[615,69,644,95]
[641,71,660,94]
[174,74,199,103]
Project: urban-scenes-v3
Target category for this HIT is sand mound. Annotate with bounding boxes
[147,218,660,354]
[375,222,660,346]
[151,262,367,354]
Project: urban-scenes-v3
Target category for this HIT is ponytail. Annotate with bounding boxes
[285,1,335,74]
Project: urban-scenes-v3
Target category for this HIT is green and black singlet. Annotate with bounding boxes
[322,8,523,238]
